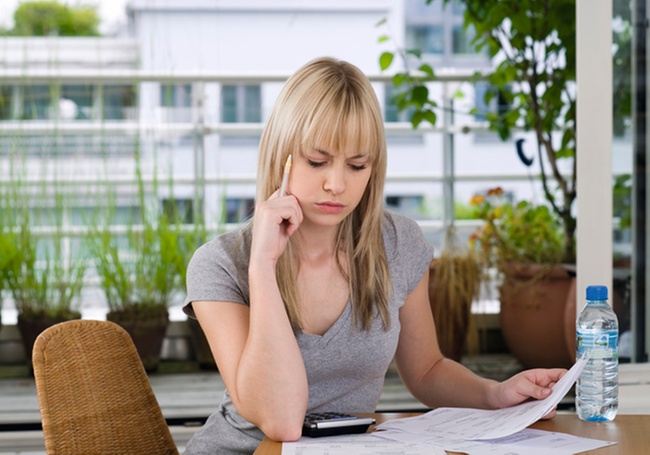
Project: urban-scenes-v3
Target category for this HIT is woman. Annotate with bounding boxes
[183,57,565,454]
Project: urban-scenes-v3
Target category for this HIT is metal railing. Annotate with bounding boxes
[0,70,604,321]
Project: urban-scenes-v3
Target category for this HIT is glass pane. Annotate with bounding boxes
[450,0,466,15]
[244,85,261,123]
[160,84,192,108]
[384,84,415,122]
[452,24,478,55]
[221,85,237,123]
[103,85,136,120]
[384,85,399,123]
[160,84,175,107]
[405,0,443,16]
[225,197,255,223]
[61,85,94,120]
[406,25,444,55]
[0,86,12,120]
[22,85,51,120]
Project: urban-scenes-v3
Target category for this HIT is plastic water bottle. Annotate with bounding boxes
[576,285,619,422]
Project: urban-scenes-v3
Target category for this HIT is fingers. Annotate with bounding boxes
[250,193,303,263]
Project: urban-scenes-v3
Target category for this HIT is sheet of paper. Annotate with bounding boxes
[374,428,616,455]
[281,434,445,455]
[377,354,588,440]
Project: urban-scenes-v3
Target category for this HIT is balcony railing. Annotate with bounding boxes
[0,70,629,323]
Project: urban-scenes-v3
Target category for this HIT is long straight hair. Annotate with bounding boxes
[256,57,391,330]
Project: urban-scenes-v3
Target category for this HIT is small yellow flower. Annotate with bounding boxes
[469,194,485,206]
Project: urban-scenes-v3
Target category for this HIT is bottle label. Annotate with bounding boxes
[577,329,618,360]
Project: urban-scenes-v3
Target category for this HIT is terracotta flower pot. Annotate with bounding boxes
[498,263,576,369]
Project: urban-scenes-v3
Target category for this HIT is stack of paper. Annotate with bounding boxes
[373,355,616,454]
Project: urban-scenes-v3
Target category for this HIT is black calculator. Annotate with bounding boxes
[302,412,376,438]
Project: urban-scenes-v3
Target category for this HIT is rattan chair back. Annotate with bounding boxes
[32,319,179,454]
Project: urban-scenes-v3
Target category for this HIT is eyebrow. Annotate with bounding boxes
[313,148,368,160]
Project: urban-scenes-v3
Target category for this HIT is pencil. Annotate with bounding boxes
[279,154,292,197]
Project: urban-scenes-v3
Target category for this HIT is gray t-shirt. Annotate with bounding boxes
[182,211,434,454]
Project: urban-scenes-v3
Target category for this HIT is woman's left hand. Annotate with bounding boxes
[490,368,567,419]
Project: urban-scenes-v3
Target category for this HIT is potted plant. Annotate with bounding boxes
[468,187,576,368]
[377,0,583,368]
[91,204,185,373]
[429,226,482,361]
[90,161,190,373]
[1,188,86,370]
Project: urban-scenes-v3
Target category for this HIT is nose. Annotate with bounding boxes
[322,165,346,195]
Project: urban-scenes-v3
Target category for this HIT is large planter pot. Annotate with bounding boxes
[499,263,576,369]
[107,306,169,373]
[17,311,82,371]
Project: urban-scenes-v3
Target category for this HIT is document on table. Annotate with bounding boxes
[374,428,616,455]
[281,434,445,455]
[377,354,588,440]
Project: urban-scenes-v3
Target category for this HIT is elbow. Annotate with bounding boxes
[260,419,303,442]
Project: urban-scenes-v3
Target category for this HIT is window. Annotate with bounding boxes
[61,85,94,120]
[225,197,255,223]
[452,24,478,55]
[160,84,192,108]
[404,0,483,61]
[21,85,51,120]
[221,85,261,123]
[162,198,194,224]
[385,195,426,219]
[474,82,511,122]
[102,85,136,120]
[384,84,416,123]
[406,25,444,55]
[0,86,13,120]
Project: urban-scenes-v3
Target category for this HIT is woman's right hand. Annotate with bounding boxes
[250,190,303,265]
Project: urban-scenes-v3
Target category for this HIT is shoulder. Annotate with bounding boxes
[188,224,251,275]
[382,210,435,291]
[382,210,431,251]
[184,224,252,315]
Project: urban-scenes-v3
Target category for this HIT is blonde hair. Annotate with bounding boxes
[257,57,391,330]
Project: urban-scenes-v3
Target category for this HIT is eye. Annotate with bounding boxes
[308,160,326,168]
[350,164,368,171]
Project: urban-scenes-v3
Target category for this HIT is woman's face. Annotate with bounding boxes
[286,147,372,228]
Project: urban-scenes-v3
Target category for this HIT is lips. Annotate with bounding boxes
[315,202,346,214]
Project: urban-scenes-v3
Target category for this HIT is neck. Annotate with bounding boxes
[293,222,340,263]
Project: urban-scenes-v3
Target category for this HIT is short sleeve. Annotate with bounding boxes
[384,212,436,296]
[182,229,251,318]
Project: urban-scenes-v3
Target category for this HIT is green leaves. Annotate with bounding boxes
[11,0,100,36]
[470,192,564,268]
[378,0,583,264]
[379,51,394,71]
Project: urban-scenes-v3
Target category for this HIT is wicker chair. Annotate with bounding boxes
[32,319,179,454]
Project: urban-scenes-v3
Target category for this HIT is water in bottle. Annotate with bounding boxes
[576,285,619,422]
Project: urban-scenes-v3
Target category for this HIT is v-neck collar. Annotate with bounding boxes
[295,300,352,347]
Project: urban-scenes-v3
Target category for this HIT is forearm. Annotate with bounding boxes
[234,263,308,440]
[404,358,499,410]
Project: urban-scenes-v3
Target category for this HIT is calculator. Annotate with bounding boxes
[302,412,376,437]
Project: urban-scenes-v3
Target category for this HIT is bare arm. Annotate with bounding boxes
[193,192,307,442]
[395,269,566,412]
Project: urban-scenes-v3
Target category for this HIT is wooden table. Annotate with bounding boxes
[254,413,650,454]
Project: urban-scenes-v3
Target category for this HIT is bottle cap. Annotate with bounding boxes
[586,285,608,301]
